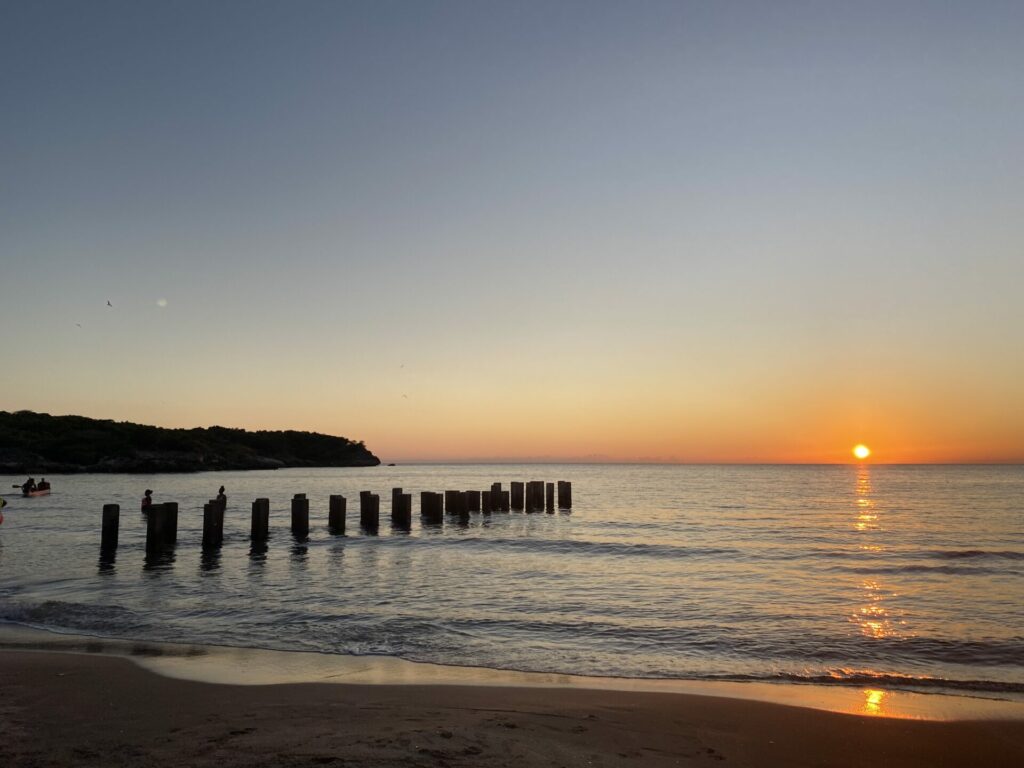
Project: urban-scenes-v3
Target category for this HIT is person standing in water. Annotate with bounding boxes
[141,489,153,512]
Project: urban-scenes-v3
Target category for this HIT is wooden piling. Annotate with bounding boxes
[466,490,481,512]
[329,494,347,534]
[444,490,459,515]
[481,490,492,514]
[393,493,412,530]
[203,502,224,548]
[546,482,555,512]
[510,482,524,510]
[360,491,380,533]
[420,491,443,524]
[291,494,310,537]
[251,498,270,541]
[146,503,170,552]
[557,481,572,509]
[500,490,510,511]
[523,481,540,512]
[490,483,502,508]
[163,502,178,544]
[101,504,119,550]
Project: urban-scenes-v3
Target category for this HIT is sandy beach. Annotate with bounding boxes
[2,650,1022,768]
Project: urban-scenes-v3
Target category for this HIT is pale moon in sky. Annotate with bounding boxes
[156,298,168,308]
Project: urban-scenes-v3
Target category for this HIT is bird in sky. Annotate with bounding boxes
[107,300,113,307]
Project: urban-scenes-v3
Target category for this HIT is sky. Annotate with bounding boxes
[2,1,1023,463]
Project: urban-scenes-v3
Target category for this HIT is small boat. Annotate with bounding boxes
[23,489,51,497]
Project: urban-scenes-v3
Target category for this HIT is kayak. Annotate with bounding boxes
[22,489,50,497]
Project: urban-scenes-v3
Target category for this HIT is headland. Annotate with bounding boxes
[0,410,379,473]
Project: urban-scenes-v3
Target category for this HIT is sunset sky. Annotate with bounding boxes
[3,1,1022,463]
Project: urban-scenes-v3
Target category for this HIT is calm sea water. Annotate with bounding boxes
[1,465,1021,697]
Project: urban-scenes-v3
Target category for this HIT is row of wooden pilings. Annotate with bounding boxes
[99,481,572,553]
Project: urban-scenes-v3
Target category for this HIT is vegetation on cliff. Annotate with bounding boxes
[0,411,380,473]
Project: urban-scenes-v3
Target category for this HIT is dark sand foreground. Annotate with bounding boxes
[2,652,1022,768]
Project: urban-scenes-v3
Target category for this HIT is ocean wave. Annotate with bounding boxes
[440,537,738,559]
[713,670,1024,694]
[828,564,1017,576]
[927,549,1024,561]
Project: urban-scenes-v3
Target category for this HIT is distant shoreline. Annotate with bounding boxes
[0,410,380,474]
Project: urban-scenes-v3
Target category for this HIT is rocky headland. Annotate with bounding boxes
[0,411,380,473]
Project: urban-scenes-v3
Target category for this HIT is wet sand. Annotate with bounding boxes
[2,650,1023,767]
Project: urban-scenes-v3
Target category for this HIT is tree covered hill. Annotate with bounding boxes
[0,411,380,473]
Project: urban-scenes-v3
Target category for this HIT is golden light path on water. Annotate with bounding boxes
[847,465,912,716]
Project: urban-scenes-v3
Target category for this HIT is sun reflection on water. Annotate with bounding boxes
[849,466,909,640]
[861,688,887,716]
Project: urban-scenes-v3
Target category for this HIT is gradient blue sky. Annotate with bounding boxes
[3,1,1023,462]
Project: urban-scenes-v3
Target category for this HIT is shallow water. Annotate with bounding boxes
[1,464,1021,698]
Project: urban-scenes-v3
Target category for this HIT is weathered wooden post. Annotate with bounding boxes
[466,490,481,512]
[511,482,524,511]
[291,494,310,537]
[557,481,572,508]
[146,503,169,552]
[251,498,270,541]
[202,502,224,548]
[490,483,502,508]
[500,490,510,512]
[420,491,438,524]
[444,490,458,515]
[101,504,119,550]
[163,502,178,545]
[391,487,403,518]
[481,490,492,514]
[360,491,380,533]
[393,493,412,530]
[423,491,443,524]
[329,494,346,533]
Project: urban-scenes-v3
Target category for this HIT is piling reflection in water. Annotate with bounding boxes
[248,541,268,566]
[98,549,117,574]
[144,548,176,573]
[199,548,221,573]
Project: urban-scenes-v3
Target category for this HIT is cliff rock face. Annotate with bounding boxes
[0,411,380,473]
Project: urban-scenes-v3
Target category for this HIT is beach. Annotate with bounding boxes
[3,650,1023,768]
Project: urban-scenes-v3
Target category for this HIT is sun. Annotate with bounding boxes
[853,444,871,460]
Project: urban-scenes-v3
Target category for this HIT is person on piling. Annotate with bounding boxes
[141,489,153,512]
[216,485,227,508]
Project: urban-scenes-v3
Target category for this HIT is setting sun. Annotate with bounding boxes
[853,444,871,460]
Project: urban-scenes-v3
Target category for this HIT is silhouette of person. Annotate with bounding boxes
[216,485,227,508]
[21,478,36,495]
[141,489,153,512]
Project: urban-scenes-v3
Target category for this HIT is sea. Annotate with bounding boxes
[1,464,1021,700]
